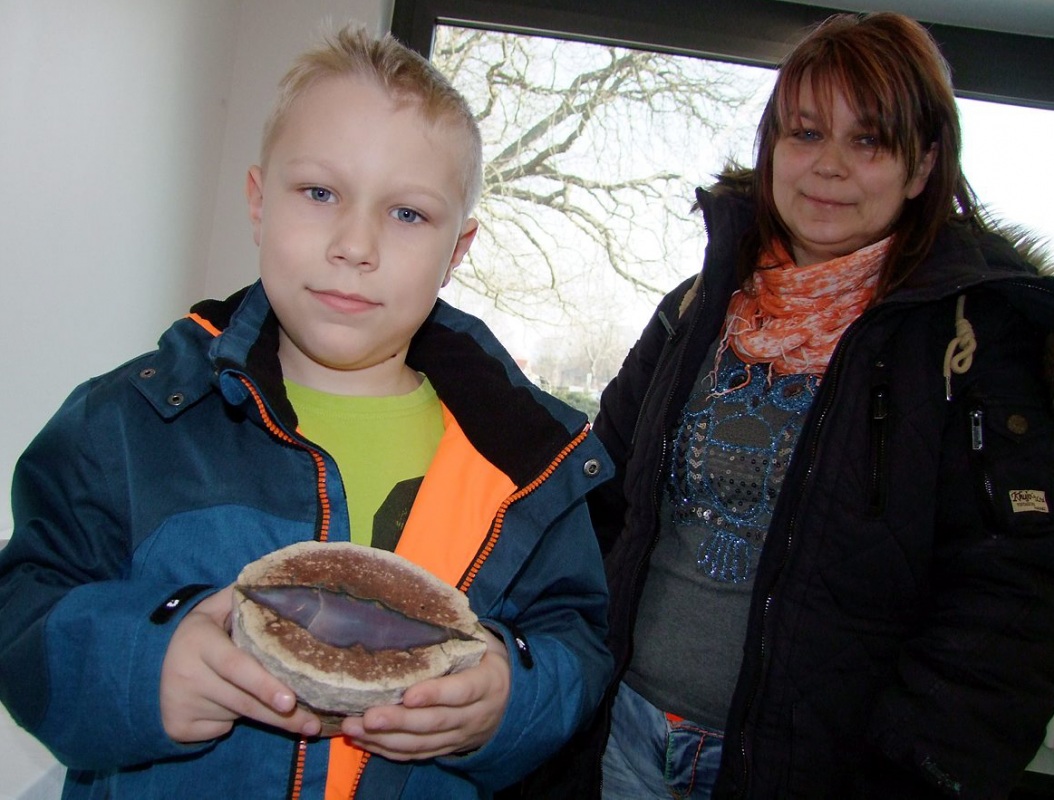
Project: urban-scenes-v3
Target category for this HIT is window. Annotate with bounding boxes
[429,26,774,404]
[393,1,1054,413]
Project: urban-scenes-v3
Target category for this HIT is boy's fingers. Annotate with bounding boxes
[354,733,459,762]
[399,679,444,709]
[212,671,321,736]
[401,664,487,709]
[348,712,464,760]
[228,688,320,736]
[162,583,322,739]
[362,704,449,735]
[193,673,319,737]
[180,587,295,716]
[194,615,321,735]
[204,639,297,713]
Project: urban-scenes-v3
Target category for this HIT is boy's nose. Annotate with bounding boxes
[328,214,379,269]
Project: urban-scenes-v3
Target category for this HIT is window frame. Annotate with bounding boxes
[391,0,1054,109]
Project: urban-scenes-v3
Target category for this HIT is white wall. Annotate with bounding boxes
[0,0,240,541]
[0,0,391,795]
[0,0,392,533]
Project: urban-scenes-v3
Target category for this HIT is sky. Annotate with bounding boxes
[958,98,1054,248]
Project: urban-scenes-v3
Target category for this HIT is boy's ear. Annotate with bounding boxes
[442,217,478,287]
[245,166,265,246]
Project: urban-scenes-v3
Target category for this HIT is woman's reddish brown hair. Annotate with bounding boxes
[743,12,982,297]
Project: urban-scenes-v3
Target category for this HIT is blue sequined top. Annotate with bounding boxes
[624,343,818,727]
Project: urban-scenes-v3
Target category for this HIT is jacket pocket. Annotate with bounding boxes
[966,394,1054,536]
[867,383,890,515]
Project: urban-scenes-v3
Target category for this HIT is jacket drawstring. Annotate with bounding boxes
[943,294,976,400]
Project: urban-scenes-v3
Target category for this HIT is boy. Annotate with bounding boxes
[0,24,613,799]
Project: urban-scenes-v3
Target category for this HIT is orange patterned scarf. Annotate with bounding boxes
[721,237,889,376]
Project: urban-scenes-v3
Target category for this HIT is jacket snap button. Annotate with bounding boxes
[139,367,156,379]
[582,458,601,477]
[1007,414,1028,435]
[167,392,185,407]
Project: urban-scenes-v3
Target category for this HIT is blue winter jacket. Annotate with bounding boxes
[0,282,614,799]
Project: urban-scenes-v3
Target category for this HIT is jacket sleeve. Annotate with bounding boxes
[865,294,1054,798]
[0,384,215,770]
[589,277,697,555]
[437,433,614,790]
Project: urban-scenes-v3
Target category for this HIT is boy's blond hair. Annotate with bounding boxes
[260,24,483,215]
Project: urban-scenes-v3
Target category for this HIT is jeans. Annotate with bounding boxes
[601,682,724,800]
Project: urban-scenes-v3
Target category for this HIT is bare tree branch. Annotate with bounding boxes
[431,26,773,389]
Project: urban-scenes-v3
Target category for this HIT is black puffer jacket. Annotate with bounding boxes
[530,180,1054,799]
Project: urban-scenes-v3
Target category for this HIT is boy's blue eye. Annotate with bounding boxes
[305,187,334,203]
[392,207,423,223]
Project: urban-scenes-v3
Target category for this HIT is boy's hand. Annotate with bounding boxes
[339,628,510,760]
[160,585,322,743]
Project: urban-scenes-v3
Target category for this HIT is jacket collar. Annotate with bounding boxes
[184,281,591,489]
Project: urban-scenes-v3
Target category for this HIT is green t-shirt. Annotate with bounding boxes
[284,376,444,549]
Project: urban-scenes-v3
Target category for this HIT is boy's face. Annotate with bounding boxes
[246,75,477,396]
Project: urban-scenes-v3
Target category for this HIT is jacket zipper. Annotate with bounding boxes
[285,738,308,799]
[868,360,891,515]
[240,376,333,544]
[968,402,997,510]
[730,318,854,798]
[630,310,681,449]
[646,314,684,517]
[868,385,889,513]
[240,376,333,800]
[463,424,592,592]
[970,405,985,452]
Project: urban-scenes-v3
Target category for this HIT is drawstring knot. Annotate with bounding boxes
[943,294,976,400]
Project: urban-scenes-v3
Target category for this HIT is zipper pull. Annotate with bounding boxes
[970,407,984,451]
[871,386,888,422]
[658,310,676,339]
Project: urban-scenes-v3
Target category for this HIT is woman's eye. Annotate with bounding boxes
[392,207,423,223]
[857,134,880,148]
[790,128,820,142]
[304,187,334,203]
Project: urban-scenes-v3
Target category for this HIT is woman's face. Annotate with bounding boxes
[772,81,935,267]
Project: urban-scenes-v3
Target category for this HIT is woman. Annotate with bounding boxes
[542,12,1054,800]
